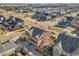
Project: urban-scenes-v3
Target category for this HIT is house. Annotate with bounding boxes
[0,41,17,56]
[7,16,24,30]
[27,26,47,43]
[57,16,74,28]
[71,16,79,28]
[0,15,6,24]
[0,15,24,31]
[53,33,79,56]
[65,16,74,22]
[15,38,43,56]
[36,32,56,56]
[16,26,56,56]
[27,26,57,55]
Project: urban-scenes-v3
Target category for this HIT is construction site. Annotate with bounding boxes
[0,3,79,56]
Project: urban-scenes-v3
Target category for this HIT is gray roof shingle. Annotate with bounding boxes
[53,34,79,55]
[0,42,16,54]
[28,26,46,40]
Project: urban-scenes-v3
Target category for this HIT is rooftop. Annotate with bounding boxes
[0,41,16,55]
